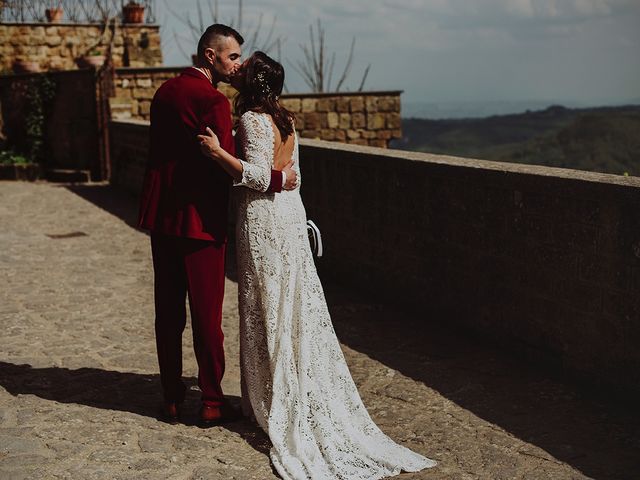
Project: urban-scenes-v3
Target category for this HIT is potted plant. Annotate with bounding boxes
[0,149,42,181]
[78,48,106,69]
[12,58,40,74]
[45,2,63,22]
[122,1,145,24]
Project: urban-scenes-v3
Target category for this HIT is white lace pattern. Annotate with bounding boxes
[233,111,437,480]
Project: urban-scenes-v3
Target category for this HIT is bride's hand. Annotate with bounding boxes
[198,127,222,159]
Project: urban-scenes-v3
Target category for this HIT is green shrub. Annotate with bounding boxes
[0,149,30,165]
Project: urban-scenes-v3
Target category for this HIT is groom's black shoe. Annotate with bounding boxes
[158,402,181,425]
[198,403,243,428]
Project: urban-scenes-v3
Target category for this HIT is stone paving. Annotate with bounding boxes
[1,181,639,480]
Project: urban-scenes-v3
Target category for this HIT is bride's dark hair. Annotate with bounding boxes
[234,51,295,140]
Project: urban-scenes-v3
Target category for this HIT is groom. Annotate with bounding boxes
[138,24,297,426]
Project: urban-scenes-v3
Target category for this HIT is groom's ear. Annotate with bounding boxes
[204,47,216,64]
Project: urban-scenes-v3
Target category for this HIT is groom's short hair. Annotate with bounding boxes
[197,24,244,59]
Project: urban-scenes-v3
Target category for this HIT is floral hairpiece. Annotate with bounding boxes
[255,71,272,96]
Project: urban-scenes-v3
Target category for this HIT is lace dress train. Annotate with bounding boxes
[233,111,437,480]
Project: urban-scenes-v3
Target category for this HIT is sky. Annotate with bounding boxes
[154,0,640,109]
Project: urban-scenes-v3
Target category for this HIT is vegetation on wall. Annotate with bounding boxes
[1,74,57,165]
[392,105,640,177]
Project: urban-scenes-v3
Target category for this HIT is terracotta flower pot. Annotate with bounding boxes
[45,8,63,22]
[77,55,106,69]
[12,60,40,74]
[122,3,145,24]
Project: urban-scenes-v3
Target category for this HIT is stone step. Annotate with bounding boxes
[45,168,91,183]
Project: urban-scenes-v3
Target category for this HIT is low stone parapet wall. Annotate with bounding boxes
[110,118,640,397]
[111,67,401,148]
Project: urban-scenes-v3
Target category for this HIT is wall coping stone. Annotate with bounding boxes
[301,138,640,187]
[111,120,640,187]
[281,90,403,99]
[115,66,187,75]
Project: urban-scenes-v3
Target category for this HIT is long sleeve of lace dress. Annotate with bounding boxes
[233,111,273,192]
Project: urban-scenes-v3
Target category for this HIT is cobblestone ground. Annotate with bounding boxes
[1,181,638,480]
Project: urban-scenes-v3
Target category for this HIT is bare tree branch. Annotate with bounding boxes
[335,37,355,92]
[357,64,371,92]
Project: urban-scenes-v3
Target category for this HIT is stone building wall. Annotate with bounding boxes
[0,23,162,72]
[110,118,640,397]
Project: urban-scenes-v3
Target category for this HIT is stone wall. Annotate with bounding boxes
[279,92,401,148]
[109,118,640,397]
[109,119,149,195]
[111,67,401,148]
[0,23,162,72]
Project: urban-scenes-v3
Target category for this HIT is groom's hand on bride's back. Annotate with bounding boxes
[282,161,297,190]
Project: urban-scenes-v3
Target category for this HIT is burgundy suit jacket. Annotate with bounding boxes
[138,68,283,242]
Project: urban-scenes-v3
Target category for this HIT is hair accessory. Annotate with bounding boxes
[255,71,272,96]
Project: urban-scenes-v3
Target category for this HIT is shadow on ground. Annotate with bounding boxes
[324,285,640,480]
[62,184,640,480]
[0,361,271,457]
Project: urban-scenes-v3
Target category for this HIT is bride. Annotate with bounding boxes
[198,51,436,480]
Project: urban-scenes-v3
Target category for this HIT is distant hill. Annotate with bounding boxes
[391,105,640,177]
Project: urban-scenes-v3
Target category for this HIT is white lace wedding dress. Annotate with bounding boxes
[233,110,437,480]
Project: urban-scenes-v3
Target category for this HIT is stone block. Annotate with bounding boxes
[122,78,130,88]
[45,27,58,36]
[117,88,133,99]
[377,130,392,140]
[367,113,386,130]
[351,113,366,129]
[339,113,351,129]
[321,129,336,141]
[300,129,321,139]
[378,96,397,112]
[334,130,347,142]
[294,113,305,130]
[327,112,339,129]
[281,98,301,112]
[361,130,376,139]
[387,112,401,129]
[336,97,350,113]
[365,96,379,112]
[348,138,368,146]
[46,36,62,47]
[139,101,151,117]
[136,78,152,88]
[63,37,80,47]
[133,88,154,100]
[350,96,365,112]
[304,112,322,130]
[317,98,336,112]
[369,139,387,148]
[301,98,317,112]
[346,129,361,139]
[392,129,402,138]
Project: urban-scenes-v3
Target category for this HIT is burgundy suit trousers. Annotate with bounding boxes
[150,233,226,407]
